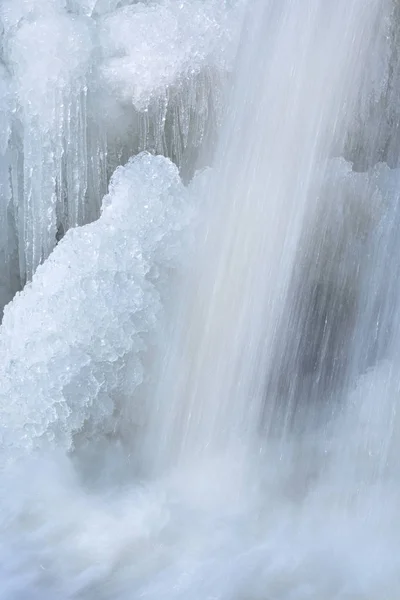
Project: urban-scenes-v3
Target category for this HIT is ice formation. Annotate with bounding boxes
[0,0,244,313]
[1,1,400,598]
[0,152,194,460]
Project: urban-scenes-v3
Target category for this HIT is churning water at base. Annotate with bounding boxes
[1,0,400,598]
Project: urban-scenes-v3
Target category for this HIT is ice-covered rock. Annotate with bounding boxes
[0,153,194,461]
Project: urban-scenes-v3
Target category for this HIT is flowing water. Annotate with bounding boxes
[1,0,400,598]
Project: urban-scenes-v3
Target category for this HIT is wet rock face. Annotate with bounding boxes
[281,279,358,406]
[260,271,360,437]
[261,160,387,435]
[294,280,357,391]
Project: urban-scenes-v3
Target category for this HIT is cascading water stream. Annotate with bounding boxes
[145,0,387,469]
[1,1,400,598]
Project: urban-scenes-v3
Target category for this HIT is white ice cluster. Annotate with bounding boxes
[0,0,244,311]
[0,152,194,461]
[98,1,240,110]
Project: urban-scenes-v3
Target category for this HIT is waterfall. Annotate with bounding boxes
[145,0,388,468]
[1,1,400,598]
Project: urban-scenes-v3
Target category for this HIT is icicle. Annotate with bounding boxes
[0,0,92,282]
[0,150,16,312]
[63,80,89,230]
[86,106,108,225]
[0,65,18,311]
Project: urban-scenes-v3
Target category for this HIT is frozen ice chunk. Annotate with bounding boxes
[98,0,242,109]
[0,153,194,461]
[1,1,92,113]
[97,0,245,175]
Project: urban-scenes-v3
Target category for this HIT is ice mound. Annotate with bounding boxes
[0,153,194,461]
